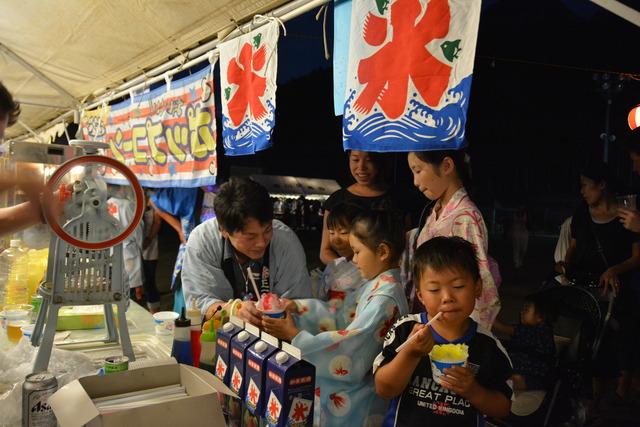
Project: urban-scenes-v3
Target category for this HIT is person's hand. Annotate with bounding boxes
[618,208,640,233]
[237,300,263,326]
[402,324,435,358]
[262,314,299,341]
[599,268,620,296]
[281,298,299,314]
[133,286,143,301]
[440,365,479,399]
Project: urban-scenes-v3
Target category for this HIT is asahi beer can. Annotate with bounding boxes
[104,356,129,374]
[22,371,57,427]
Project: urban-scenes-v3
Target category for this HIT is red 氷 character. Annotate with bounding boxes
[226,42,268,126]
[354,0,452,119]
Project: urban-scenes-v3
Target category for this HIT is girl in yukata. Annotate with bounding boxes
[404,150,501,329]
[263,209,409,426]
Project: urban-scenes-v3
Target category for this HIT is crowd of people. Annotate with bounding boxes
[3,77,640,426]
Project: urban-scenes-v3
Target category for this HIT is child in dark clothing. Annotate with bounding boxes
[374,236,512,426]
[493,294,556,391]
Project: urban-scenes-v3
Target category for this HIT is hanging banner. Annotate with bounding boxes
[80,64,217,188]
[219,20,280,156]
[333,0,353,116]
[342,0,481,152]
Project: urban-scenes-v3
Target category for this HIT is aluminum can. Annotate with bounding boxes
[104,355,129,374]
[22,371,57,427]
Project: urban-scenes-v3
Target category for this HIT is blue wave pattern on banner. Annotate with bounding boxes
[222,100,275,156]
[343,75,472,152]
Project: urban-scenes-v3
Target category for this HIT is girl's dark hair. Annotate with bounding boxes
[413,236,480,285]
[580,159,618,195]
[214,177,273,233]
[351,209,405,264]
[413,150,471,187]
[524,293,557,324]
[0,81,20,126]
[326,203,362,230]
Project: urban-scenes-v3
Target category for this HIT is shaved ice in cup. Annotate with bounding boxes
[429,343,469,385]
[256,293,286,318]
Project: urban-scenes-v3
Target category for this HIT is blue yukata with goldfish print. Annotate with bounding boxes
[291,268,409,426]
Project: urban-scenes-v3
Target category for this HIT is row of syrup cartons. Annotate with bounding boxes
[214,316,316,427]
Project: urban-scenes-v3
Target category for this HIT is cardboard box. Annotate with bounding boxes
[49,362,236,427]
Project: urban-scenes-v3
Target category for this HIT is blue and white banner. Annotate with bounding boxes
[342,0,481,152]
[219,21,280,156]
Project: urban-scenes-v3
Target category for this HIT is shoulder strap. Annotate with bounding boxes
[412,200,436,252]
[587,216,609,268]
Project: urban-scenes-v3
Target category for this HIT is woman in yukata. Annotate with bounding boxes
[263,209,409,426]
[404,150,501,329]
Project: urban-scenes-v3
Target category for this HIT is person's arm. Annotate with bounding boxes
[0,202,42,236]
[264,294,404,386]
[561,238,577,274]
[374,323,434,399]
[150,199,186,243]
[492,319,515,338]
[143,209,162,249]
[181,224,234,315]
[319,211,338,265]
[272,223,313,299]
[600,241,640,295]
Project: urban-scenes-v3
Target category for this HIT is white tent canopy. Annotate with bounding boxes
[1,0,327,140]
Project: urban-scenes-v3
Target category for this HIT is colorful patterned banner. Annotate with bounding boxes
[342,0,481,152]
[219,21,280,156]
[80,65,217,188]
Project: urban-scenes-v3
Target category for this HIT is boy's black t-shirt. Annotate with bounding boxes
[373,313,513,427]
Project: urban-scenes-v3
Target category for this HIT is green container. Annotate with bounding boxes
[104,356,129,374]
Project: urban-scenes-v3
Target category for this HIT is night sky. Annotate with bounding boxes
[216,0,640,228]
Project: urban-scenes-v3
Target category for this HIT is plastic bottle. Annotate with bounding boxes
[0,240,29,306]
[171,307,193,365]
[187,301,202,368]
[199,318,217,374]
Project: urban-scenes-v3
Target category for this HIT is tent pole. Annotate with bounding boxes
[0,43,79,108]
[590,0,640,27]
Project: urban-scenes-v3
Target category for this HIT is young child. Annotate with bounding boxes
[493,294,556,392]
[263,209,409,425]
[320,203,366,306]
[374,236,512,426]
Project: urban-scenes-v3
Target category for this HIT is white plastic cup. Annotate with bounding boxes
[20,324,35,338]
[617,194,637,211]
[152,311,179,335]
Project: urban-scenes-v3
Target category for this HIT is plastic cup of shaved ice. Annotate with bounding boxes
[428,343,469,385]
[256,292,285,318]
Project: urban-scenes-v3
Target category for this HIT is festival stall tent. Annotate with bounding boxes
[0,0,328,142]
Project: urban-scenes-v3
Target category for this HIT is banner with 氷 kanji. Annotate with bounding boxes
[218,21,280,156]
[80,64,217,188]
[342,0,481,152]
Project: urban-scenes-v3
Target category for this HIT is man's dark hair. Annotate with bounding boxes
[214,177,273,233]
[413,236,480,285]
[351,209,405,263]
[326,203,362,230]
[0,81,20,126]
